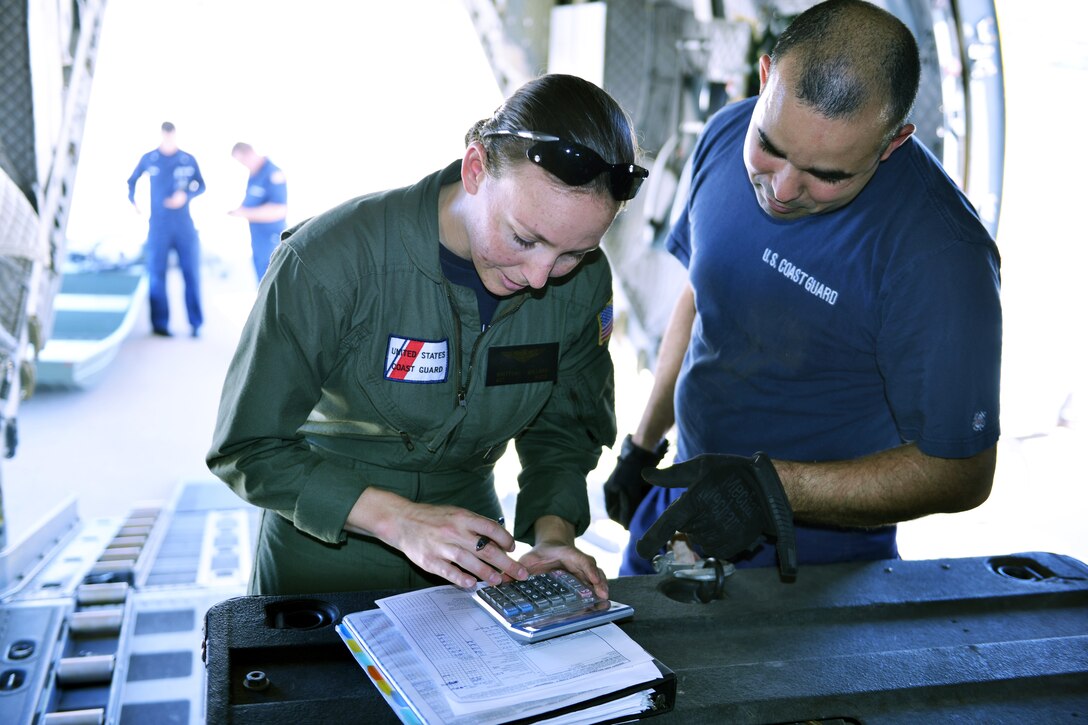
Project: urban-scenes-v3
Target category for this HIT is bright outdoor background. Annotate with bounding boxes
[4,0,1086,577]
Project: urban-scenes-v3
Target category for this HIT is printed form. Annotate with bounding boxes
[374,585,660,715]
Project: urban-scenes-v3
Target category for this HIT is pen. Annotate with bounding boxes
[475,516,505,551]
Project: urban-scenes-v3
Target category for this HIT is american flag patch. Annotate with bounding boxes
[597,297,614,346]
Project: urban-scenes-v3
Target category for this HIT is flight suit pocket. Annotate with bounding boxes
[349,332,461,449]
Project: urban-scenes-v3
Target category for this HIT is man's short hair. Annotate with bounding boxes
[770,0,921,135]
[161,121,176,133]
[232,142,254,156]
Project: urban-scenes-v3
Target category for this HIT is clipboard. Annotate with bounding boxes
[338,621,427,725]
[337,606,676,725]
[504,658,676,725]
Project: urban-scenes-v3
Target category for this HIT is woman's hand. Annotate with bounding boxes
[518,515,609,600]
[345,488,527,590]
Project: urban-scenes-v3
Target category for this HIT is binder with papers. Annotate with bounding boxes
[336,584,676,724]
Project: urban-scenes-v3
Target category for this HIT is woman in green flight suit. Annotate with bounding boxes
[207,74,648,597]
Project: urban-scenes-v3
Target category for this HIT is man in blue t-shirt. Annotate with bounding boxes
[606,0,1002,576]
[127,121,206,338]
[229,142,288,282]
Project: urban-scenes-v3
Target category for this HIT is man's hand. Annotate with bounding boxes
[603,435,668,529]
[163,190,188,209]
[635,453,797,579]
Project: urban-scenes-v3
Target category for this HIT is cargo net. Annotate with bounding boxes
[0,257,32,349]
[1,167,40,361]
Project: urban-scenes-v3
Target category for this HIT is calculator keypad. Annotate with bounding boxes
[477,570,602,625]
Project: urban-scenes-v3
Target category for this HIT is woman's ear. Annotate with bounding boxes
[462,142,487,195]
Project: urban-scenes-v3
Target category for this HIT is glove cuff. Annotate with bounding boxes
[620,434,669,464]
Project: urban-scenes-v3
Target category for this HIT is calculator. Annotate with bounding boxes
[472,569,634,642]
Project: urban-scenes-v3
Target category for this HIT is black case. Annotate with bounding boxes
[205,553,1088,724]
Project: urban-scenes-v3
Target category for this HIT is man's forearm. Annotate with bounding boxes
[632,281,695,449]
[773,443,996,528]
[232,203,287,223]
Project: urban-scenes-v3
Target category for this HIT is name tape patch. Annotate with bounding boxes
[385,335,449,383]
[485,343,559,386]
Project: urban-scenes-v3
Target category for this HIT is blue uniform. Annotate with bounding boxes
[127,148,206,334]
[621,97,1002,574]
[239,158,287,280]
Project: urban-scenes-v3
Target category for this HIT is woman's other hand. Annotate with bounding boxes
[518,515,609,600]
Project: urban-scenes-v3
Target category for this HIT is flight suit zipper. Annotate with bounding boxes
[422,283,530,454]
[443,282,527,408]
[445,283,466,406]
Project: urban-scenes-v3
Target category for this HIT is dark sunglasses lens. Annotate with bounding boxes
[612,169,647,201]
[529,142,602,186]
[528,140,646,201]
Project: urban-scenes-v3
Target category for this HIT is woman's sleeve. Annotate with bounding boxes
[206,241,369,544]
[511,256,618,541]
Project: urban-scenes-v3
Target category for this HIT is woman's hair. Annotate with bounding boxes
[465,74,641,202]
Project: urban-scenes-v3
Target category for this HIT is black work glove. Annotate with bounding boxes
[635,452,798,579]
[603,435,669,529]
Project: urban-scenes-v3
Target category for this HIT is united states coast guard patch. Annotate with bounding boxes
[597,297,614,346]
[385,335,449,383]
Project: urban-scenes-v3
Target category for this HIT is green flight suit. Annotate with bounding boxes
[207,162,617,594]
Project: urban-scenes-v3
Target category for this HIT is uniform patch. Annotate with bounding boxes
[485,343,559,386]
[385,335,449,383]
[597,297,614,346]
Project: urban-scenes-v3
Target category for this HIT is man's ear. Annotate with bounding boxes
[462,142,487,195]
[758,54,772,94]
[880,123,915,161]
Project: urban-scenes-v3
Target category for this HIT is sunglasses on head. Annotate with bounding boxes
[484,130,648,202]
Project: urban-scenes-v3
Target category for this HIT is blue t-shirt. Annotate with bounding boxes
[241,158,288,235]
[127,148,205,220]
[624,97,1002,572]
